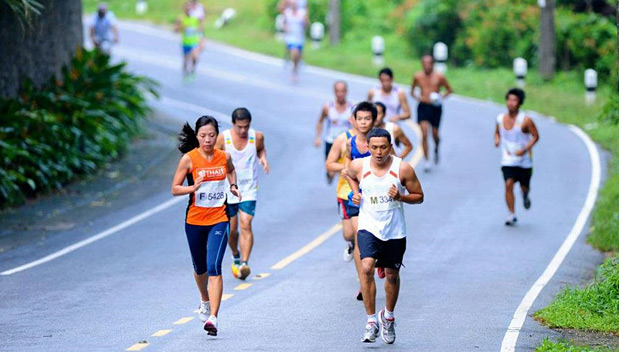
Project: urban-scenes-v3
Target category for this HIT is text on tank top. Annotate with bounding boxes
[185,148,228,226]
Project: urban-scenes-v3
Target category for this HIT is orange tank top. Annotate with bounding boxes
[185,148,229,226]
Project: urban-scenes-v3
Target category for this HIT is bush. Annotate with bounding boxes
[452,0,539,67]
[403,0,461,58]
[0,48,158,207]
[556,9,617,78]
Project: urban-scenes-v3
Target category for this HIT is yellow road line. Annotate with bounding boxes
[271,223,343,270]
[172,317,194,325]
[222,293,234,301]
[151,330,172,337]
[253,273,271,280]
[234,283,252,290]
[126,342,149,351]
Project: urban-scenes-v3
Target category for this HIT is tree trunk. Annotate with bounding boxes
[0,0,83,99]
[329,0,341,45]
[539,0,556,80]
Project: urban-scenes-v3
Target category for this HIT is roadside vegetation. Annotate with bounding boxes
[537,337,619,352]
[0,49,157,207]
[83,0,618,347]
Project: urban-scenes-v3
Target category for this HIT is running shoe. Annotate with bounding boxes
[203,315,218,336]
[231,263,240,279]
[505,214,518,226]
[377,267,385,279]
[356,290,363,301]
[379,309,396,344]
[361,321,379,343]
[434,149,440,165]
[198,301,211,322]
[523,193,531,210]
[343,242,354,262]
[239,263,251,280]
[423,159,431,173]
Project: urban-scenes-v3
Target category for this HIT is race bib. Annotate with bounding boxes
[362,184,401,211]
[237,169,253,189]
[195,180,226,208]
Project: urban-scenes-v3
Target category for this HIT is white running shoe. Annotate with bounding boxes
[198,301,211,322]
[379,309,396,344]
[361,321,379,343]
[343,242,354,262]
[505,214,518,226]
[423,158,432,173]
[204,315,218,336]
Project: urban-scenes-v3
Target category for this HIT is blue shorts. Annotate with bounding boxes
[185,222,229,276]
[183,45,197,55]
[227,201,257,217]
[286,43,304,52]
[358,230,406,270]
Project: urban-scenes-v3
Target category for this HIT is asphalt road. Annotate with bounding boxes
[0,21,606,352]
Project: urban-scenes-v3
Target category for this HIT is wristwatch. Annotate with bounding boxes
[230,183,238,190]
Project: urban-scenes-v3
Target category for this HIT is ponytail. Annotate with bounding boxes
[178,122,199,153]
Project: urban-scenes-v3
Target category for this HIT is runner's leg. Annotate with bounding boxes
[206,222,229,317]
[360,257,377,315]
[239,211,254,262]
[420,121,430,161]
[505,178,516,214]
[228,214,240,257]
[384,268,401,312]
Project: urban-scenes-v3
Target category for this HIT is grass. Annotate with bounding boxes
[537,338,619,352]
[83,0,619,343]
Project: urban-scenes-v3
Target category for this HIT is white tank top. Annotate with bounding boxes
[372,86,402,119]
[284,8,306,45]
[497,112,533,168]
[324,101,353,143]
[223,129,259,203]
[384,122,396,148]
[358,156,407,240]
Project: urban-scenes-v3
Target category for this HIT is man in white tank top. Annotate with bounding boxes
[314,80,353,183]
[215,108,269,280]
[494,88,539,226]
[368,67,411,123]
[374,102,413,159]
[345,128,423,344]
[282,0,308,80]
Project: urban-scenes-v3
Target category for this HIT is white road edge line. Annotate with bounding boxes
[500,125,601,352]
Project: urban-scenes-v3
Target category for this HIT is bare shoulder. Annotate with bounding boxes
[399,160,416,178]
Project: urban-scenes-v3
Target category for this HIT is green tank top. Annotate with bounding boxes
[181,16,200,46]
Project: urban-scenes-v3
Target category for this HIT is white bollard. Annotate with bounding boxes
[135,0,147,15]
[372,36,385,66]
[513,57,527,87]
[433,42,448,74]
[215,8,236,29]
[310,22,325,49]
[584,69,597,105]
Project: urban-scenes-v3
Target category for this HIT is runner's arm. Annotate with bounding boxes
[89,25,97,45]
[226,152,242,200]
[367,89,374,102]
[494,124,501,147]
[215,134,225,150]
[345,159,363,205]
[171,155,201,196]
[390,90,411,122]
[410,75,420,101]
[519,117,539,154]
[392,163,423,204]
[314,104,328,147]
[394,125,413,159]
[440,74,453,99]
[325,135,345,173]
[174,17,182,32]
[256,132,270,174]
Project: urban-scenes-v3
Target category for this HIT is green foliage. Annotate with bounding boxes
[535,255,619,332]
[1,0,43,29]
[452,0,539,67]
[536,337,618,352]
[403,0,461,57]
[556,9,617,77]
[0,49,158,207]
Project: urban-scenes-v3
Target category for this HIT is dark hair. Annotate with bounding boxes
[353,101,378,122]
[334,80,348,89]
[367,128,392,145]
[505,88,525,105]
[374,102,386,114]
[178,115,219,153]
[422,54,433,61]
[231,107,252,123]
[378,67,393,79]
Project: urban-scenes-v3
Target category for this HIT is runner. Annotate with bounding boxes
[277,0,308,11]
[315,80,353,184]
[89,3,119,54]
[368,68,411,123]
[175,3,202,82]
[494,88,539,226]
[325,121,358,264]
[215,108,269,280]
[374,102,413,160]
[345,128,424,344]
[171,116,241,336]
[187,0,206,54]
[411,55,453,171]
[282,0,308,81]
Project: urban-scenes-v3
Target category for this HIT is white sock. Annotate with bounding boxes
[384,308,394,320]
[367,314,377,323]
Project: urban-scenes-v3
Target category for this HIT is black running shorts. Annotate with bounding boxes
[501,166,533,187]
[417,102,442,128]
[357,230,406,270]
